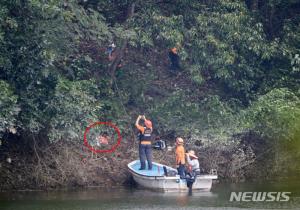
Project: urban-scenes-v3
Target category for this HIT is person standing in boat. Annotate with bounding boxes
[135,115,153,170]
[185,150,200,192]
[186,150,200,175]
[175,137,186,179]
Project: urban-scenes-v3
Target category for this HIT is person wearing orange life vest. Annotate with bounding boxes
[175,137,186,179]
[135,115,153,170]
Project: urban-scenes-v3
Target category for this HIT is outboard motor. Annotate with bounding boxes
[163,166,177,177]
[153,140,166,150]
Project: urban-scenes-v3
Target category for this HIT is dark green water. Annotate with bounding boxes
[1,181,300,210]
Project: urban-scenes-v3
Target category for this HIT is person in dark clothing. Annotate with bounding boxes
[107,42,116,60]
[168,47,180,73]
[135,115,153,170]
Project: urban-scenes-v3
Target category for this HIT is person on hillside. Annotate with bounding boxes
[175,137,186,179]
[107,43,125,72]
[168,47,180,73]
[186,150,200,174]
[135,115,153,170]
[107,42,116,61]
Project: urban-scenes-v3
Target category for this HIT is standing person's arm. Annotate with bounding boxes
[135,115,141,127]
[135,115,144,133]
[186,154,192,165]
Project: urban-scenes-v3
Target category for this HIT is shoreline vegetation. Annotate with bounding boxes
[0,135,296,191]
[0,0,299,191]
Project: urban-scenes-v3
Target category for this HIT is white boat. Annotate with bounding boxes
[127,160,218,192]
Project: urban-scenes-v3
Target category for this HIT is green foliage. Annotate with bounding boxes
[131,10,185,48]
[0,0,116,137]
[128,0,300,105]
[150,90,247,146]
[247,88,300,142]
[186,0,279,102]
[0,0,299,179]
[0,80,19,136]
[244,88,300,176]
[47,78,102,142]
[189,65,205,86]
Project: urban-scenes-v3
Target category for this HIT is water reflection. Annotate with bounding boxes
[0,181,300,210]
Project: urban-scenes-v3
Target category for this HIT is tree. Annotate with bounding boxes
[0,80,19,137]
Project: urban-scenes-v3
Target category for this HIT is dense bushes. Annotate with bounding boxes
[0,80,19,137]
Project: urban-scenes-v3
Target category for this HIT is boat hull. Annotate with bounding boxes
[128,160,217,192]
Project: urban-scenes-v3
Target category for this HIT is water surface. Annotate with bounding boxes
[1,181,300,210]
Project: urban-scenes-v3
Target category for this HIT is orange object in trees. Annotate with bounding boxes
[97,135,109,145]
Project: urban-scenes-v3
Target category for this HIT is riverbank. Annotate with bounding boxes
[0,134,288,192]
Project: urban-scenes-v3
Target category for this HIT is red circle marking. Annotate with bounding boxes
[83,121,122,153]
